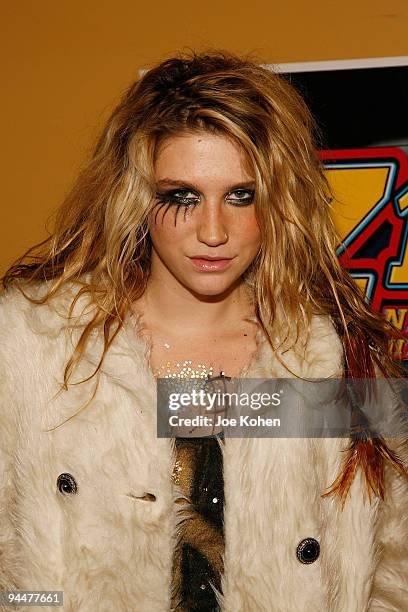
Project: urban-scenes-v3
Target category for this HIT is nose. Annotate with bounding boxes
[196,202,228,246]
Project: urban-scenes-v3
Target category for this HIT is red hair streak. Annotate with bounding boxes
[321,323,408,508]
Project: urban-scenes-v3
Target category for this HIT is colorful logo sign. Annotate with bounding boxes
[321,147,408,361]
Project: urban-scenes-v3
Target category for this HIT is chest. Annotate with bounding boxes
[135,318,260,379]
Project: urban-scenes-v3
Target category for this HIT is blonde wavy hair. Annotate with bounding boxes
[2,49,407,505]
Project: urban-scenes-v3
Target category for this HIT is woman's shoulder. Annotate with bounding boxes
[0,277,90,341]
[298,312,344,378]
[0,282,43,348]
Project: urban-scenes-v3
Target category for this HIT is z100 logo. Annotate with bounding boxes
[320,147,408,361]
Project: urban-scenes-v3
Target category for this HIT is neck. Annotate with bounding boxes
[132,275,255,336]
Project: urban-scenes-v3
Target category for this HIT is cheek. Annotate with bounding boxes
[148,212,188,248]
[239,215,261,248]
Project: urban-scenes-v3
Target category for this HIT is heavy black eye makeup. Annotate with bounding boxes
[225,189,255,204]
[152,186,255,226]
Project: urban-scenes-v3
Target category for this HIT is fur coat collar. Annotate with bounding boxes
[0,280,407,611]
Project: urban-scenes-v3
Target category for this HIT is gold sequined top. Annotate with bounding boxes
[154,360,225,612]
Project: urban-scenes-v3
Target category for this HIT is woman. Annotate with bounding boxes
[0,50,407,611]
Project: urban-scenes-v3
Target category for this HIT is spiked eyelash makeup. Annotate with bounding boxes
[152,188,255,226]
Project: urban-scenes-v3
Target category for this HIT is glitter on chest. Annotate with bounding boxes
[153,359,215,379]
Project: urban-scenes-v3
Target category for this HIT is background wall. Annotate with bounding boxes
[1,0,407,272]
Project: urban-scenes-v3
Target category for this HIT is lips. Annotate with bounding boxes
[189,255,232,261]
[188,256,233,271]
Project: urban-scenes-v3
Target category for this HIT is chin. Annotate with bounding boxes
[185,278,239,297]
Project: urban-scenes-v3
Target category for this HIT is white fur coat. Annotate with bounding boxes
[0,280,407,612]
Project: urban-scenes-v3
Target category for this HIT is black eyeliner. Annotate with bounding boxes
[154,188,255,207]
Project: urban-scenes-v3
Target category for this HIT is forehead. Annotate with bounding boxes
[154,132,254,182]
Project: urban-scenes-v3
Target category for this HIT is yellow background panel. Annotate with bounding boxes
[327,167,390,241]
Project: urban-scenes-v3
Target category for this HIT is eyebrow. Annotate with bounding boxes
[155,178,256,190]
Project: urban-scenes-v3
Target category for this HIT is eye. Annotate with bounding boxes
[152,188,201,225]
[155,189,200,207]
[226,189,255,205]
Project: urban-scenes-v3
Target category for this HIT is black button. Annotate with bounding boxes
[57,473,78,495]
[296,538,320,564]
